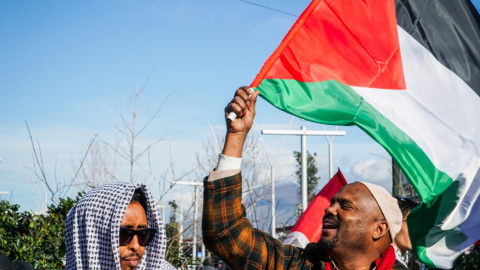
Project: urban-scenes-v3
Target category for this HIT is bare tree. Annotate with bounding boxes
[195,130,272,230]
[25,75,181,206]
[91,76,174,184]
[25,121,96,205]
[71,140,119,191]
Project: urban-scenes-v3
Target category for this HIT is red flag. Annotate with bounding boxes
[283,169,347,248]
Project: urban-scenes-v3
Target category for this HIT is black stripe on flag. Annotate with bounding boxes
[395,0,480,97]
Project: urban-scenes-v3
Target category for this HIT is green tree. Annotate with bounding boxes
[165,200,185,267]
[294,150,320,206]
[0,194,80,269]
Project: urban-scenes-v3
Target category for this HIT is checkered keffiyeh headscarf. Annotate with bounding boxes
[65,182,176,270]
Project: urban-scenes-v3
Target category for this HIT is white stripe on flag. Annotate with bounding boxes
[353,26,480,185]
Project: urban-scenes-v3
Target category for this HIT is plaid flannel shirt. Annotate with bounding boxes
[202,172,332,270]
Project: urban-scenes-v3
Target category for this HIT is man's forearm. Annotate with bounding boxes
[222,133,247,158]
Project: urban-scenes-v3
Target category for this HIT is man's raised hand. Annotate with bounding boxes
[222,86,260,158]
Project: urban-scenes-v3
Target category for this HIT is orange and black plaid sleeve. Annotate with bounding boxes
[202,172,319,270]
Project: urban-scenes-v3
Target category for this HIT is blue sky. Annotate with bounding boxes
[1,1,479,212]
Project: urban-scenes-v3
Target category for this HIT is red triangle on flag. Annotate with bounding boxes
[252,0,405,90]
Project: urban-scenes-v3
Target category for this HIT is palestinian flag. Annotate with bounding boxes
[251,0,480,268]
[283,169,347,248]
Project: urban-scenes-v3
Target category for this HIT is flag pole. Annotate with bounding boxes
[301,126,308,211]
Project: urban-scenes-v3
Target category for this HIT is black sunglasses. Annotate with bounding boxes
[119,227,157,247]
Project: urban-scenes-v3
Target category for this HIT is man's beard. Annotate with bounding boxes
[318,233,339,250]
[318,214,340,250]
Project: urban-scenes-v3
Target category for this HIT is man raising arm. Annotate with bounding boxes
[202,87,402,270]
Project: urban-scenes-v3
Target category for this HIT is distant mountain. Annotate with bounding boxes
[243,181,301,232]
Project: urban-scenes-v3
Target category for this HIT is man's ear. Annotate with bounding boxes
[373,221,389,241]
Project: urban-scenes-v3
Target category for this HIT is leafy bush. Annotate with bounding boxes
[0,195,80,269]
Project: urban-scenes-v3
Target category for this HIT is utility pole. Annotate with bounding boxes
[262,126,345,212]
[173,180,202,262]
[322,124,340,179]
[180,143,207,261]
[252,119,293,238]
[179,201,184,252]
[157,204,166,226]
[252,122,277,237]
